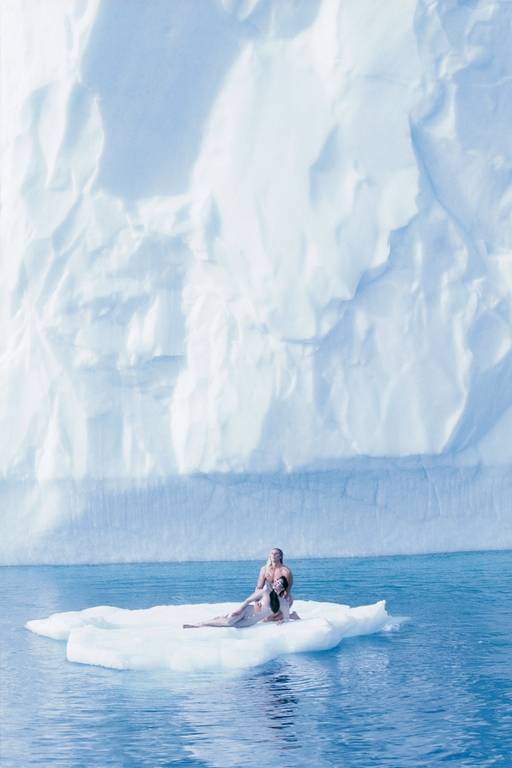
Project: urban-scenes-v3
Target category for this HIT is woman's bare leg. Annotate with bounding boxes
[183,614,235,629]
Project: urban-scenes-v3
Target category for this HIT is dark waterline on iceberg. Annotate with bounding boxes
[2,551,511,767]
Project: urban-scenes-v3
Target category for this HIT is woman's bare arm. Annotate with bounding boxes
[283,567,293,591]
[262,611,283,622]
[242,588,265,606]
[231,588,265,615]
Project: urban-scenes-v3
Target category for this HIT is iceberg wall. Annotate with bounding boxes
[1,0,511,563]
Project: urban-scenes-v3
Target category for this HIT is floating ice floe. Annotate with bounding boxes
[26,600,398,672]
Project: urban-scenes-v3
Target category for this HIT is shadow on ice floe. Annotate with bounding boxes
[26,600,403,673]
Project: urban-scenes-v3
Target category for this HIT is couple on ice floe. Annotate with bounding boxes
[183,547,301,629]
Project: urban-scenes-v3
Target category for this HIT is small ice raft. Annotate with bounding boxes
[26,599,397,672]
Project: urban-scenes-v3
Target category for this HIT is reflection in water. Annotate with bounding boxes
[2,553,512,767]
[261,669,299,741]
[174,656,340,767]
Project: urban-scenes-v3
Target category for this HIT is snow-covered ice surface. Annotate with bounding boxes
[1,0,512,562]
[25,599,395,672]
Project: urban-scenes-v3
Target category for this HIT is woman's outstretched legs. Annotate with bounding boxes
[183,613,242,629]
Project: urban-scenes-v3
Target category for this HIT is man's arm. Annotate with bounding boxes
[256,565,267,589]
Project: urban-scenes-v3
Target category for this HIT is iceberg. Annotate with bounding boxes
[26,599,395,672]
[1,0,511,562]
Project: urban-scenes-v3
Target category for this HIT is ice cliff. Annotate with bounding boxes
[1,0,511,563]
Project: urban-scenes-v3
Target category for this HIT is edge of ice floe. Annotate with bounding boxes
[26,599,406,672]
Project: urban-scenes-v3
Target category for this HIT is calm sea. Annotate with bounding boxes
[1,551,511,767]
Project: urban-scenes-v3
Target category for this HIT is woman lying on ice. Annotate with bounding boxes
[183,576,300,629]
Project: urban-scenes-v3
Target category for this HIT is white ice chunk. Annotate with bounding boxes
[26,600,394,672]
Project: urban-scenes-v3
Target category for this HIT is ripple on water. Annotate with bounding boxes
[1,551,511,767]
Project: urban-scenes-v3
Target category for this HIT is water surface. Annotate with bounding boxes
[1,552,511,766]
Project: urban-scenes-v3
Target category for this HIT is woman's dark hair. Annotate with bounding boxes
[269,576,289,613]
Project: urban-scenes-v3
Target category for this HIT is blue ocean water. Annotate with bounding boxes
[1,551,511,767]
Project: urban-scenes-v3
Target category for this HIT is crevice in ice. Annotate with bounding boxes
[81,0,244,199]
[447,349,512,454]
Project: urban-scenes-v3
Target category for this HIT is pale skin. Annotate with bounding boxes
[183,578,296,629]
[256,549,299,620]
[256,548,294,600]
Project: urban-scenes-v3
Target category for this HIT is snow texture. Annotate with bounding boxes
[26,599,394,671]
[1,0,511,562]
